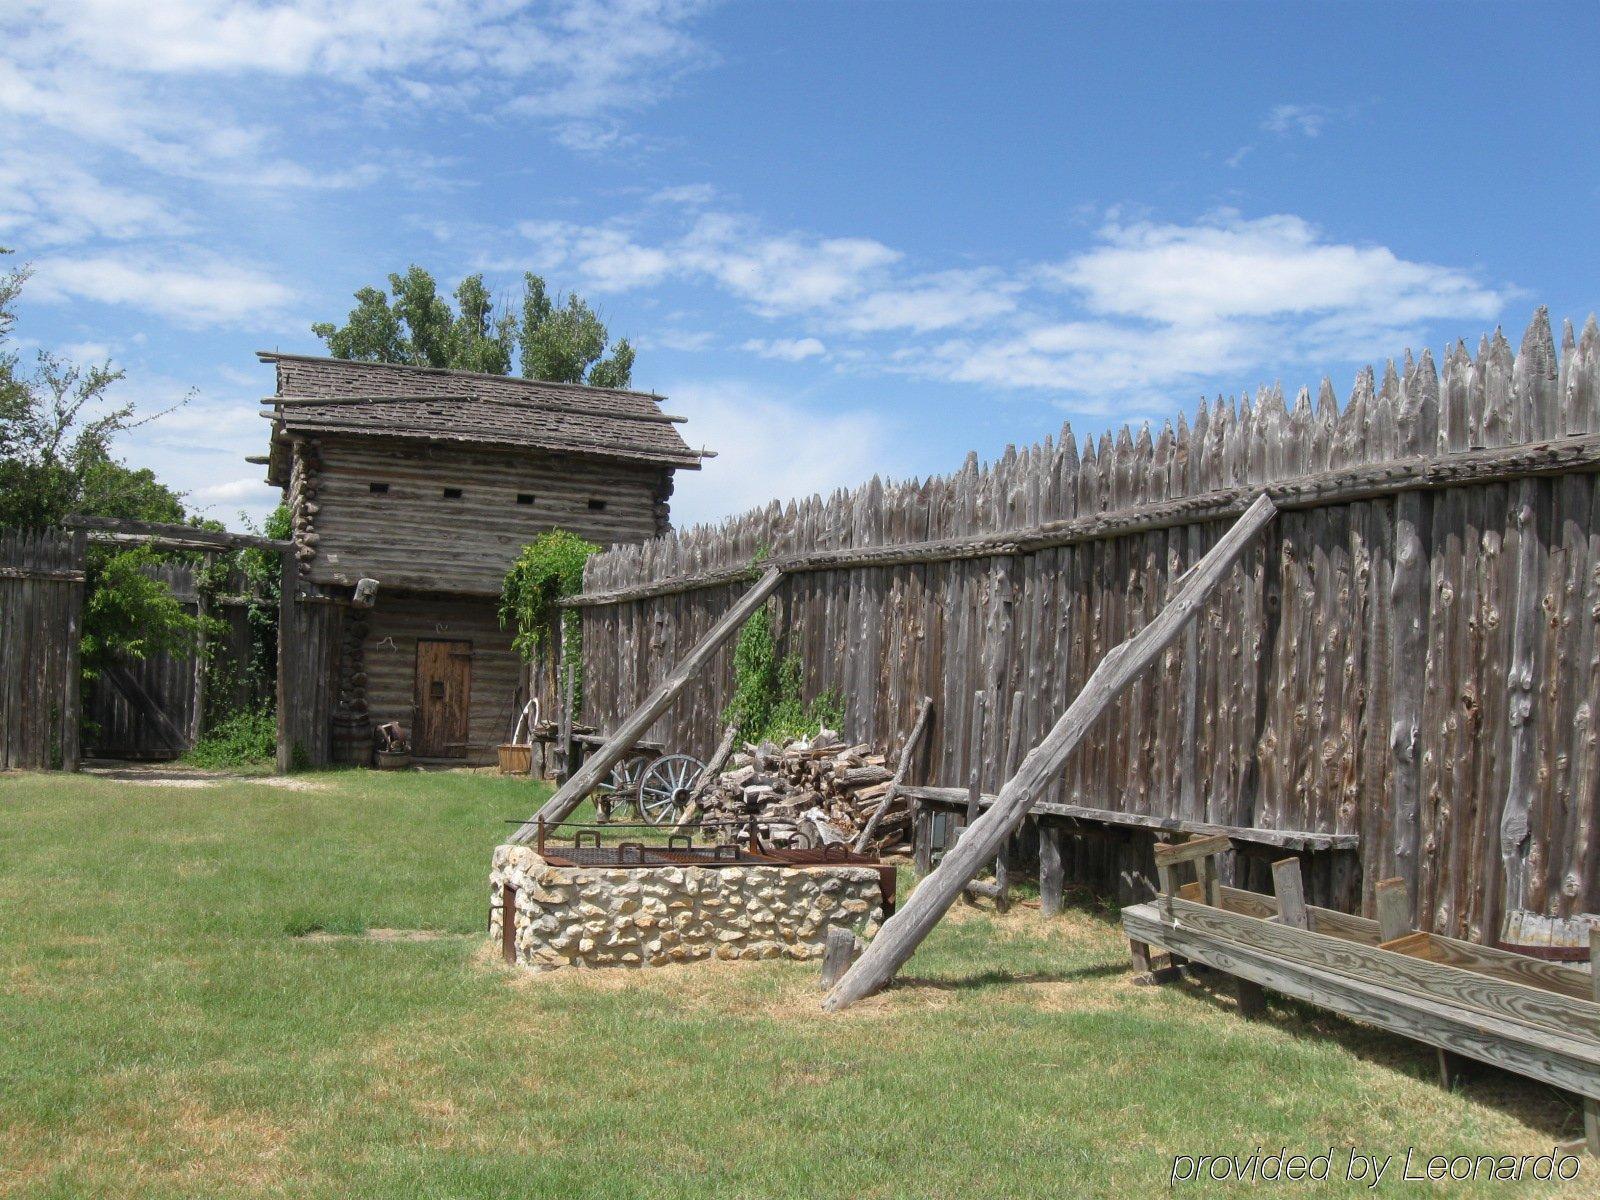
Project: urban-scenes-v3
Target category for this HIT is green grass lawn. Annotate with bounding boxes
[0,767,1591,1198]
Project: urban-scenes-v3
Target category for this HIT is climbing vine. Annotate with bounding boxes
[722,599,843,743]
[499,529,599,710]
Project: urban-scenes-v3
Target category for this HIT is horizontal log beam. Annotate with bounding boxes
[900,785,1358,851]
[568,431,1600,608]
[64,514,291,553]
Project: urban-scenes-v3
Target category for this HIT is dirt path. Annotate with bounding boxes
[81,761,327,791]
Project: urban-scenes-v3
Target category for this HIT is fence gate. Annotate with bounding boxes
[0,529,86,770]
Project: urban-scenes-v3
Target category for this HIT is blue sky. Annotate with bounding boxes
[3,0,1596,532]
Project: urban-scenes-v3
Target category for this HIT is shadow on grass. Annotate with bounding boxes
[1161,966,1590,1147]
[892,961,1128,992]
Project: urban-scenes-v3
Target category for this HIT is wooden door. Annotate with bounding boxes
[415,639,472,758]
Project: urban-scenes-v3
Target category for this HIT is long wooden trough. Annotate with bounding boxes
[1122,842,1600,1153]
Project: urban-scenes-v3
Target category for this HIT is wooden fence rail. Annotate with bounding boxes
[573,308,1600,944]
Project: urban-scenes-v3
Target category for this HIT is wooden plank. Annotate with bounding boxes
[854,695,933,852]
[902,786,1356,851]
[1376,877,1412,943]
[517,567,786,835]
[102,663,187,751]
[1122,903,1600,1101]
[1181,881,1383,944]
[1380,931,1596,1004]
[1272,858,1309,929]
[1162,895,1600,1043]
[819,926,861,989]
[1152,833,1233,867]
[823,495,1278,1011]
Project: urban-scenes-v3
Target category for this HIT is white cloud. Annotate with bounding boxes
[0,151,189,246]
[194,476,273,503]
[665,381,902,525]
[919,211,1505,397]
[651,182,717,206]
[839,270,1020,333]
[1263,103,1333,138]
[30,250,299,327]
[741,336,825,361]
[1046,212,1501,331]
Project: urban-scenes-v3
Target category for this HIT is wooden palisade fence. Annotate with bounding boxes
[0,529,85,770]
[571,308,1600,947]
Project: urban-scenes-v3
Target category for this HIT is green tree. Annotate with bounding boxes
[0,252,187,532]
[0,248,221,708]
[314,267,632,387]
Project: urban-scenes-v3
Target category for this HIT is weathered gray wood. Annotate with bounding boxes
[1152,833,1233,868]
[1122,903,1600,1101]
[60,530,86,772]
[1271,857,1309,929]
[65,513,289,553]
[517,567,785,836]
[102,663,188,751]
[901,785,1355,851]
[823,496,1278,1011]
[1039,823,1065,917]
[1589,930,1600,1153]
[567,430,1600,607]
[1375,877,1412,944]
[1162,895,1600,1042]
[854,696,932,852]
[819,925,861,989]
[1380,930,1596,1004]
[672,721,739,835]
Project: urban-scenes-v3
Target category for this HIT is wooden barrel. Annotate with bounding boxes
[331,717,373,767]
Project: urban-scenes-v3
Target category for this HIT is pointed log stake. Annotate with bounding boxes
[854,696,933,853]
[512,567,785,840]
[823,494,1278,1012]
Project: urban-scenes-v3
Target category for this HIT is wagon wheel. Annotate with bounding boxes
[595,756,646,823]
[636,754,705,826]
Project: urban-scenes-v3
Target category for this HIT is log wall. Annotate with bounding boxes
[362,592,522,763]
[291,436,670,597]
[573,309,1600,943]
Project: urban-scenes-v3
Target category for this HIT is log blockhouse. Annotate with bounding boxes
[259,352,707,765]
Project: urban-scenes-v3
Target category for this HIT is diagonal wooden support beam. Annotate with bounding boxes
[511,566,785,840]
[822,494,1279,1012]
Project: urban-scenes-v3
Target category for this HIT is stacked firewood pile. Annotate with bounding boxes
[695,731,908,853]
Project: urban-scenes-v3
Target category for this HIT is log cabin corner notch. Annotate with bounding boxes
[257,351,712,767]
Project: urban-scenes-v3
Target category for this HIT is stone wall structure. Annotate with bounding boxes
[490,844,888,969]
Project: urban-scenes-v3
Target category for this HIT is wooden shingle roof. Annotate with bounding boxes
[258,352,708,470]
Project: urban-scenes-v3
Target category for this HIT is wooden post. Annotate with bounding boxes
[1375,877,1411,944]
[557,657,575,784]
[819,926,861,989]
[823,496,1278,1011]
[1271,857,1309,929]
[856,697,933,852]
[1039,822,1065,917]
[1587,929,1600,1155]
[963,690,986,825]
[673,721,740,836]
[913,806,933,877]
[189,550,212,748]
[515,567,786,838]
[275,548,294,774]
[60,529,86,772]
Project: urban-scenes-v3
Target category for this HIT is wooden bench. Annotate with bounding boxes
[1123,837,1600,1156]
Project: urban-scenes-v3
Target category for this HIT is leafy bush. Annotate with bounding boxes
[184,708,276,769]
[722,600,843,743]
[80,545,216,680]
